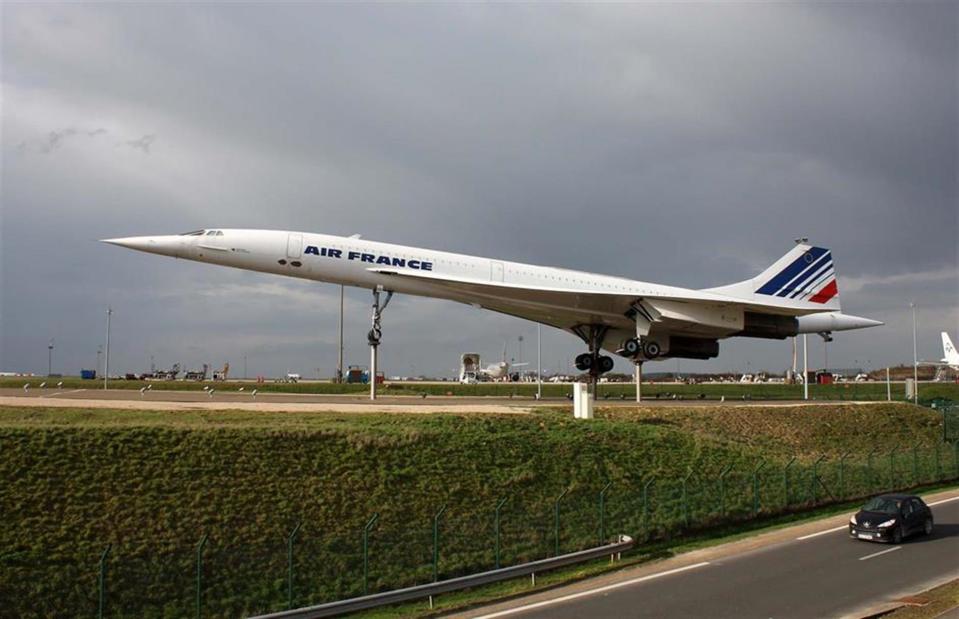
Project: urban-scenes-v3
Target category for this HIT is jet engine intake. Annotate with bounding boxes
[739,312,799,340]
[667,336,719,360]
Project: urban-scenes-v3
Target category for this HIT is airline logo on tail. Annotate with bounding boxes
[943,332,959,365]
[756,246,838,304]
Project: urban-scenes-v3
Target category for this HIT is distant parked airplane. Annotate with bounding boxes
[103,230,881,385]
[921,332,959,371]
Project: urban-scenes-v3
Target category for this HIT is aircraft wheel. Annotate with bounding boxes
[574,353,592,371]
[622,338,641,357]
[598,355,615,373]
[643,341,661,358]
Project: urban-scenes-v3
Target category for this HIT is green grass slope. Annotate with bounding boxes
[0,404,955,618]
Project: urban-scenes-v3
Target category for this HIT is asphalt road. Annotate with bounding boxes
[0,388,850,408]
[463,495,959,619]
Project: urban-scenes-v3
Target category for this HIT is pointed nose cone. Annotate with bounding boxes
[797,312,884,333]
[100,235,181,257]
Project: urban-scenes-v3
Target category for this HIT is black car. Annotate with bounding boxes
[849,494,933,543]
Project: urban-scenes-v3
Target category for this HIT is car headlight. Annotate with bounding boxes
[877,519,897,528]
[850,515,857,525]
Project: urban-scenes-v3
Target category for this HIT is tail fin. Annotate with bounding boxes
[943,332,959,365]
[707,243,841,311]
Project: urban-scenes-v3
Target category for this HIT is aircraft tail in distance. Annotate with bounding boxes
[942,332,959,366]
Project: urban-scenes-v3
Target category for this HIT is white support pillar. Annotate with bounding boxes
[537,323,542,400]
[802,333,809,401]
[573,382,593,419]
[635,362,642,403]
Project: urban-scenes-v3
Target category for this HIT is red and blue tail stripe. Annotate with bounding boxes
[756,246,839,304]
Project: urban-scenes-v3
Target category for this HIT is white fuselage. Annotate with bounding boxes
[103,229,882,360]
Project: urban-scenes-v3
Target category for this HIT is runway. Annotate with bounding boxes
[0,388,876,413]
[457,491,959,619]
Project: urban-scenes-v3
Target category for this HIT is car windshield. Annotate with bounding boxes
[862,497,901,514]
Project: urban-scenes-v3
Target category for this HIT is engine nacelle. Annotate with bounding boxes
[738,312,799,340]
[666,336,720,360]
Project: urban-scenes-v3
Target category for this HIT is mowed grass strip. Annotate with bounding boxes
[6,376,959,401]
[0,403,953,618]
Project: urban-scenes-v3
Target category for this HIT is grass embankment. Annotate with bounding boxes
[885,579,959,618]
[0,404,955,618]
[6,376,959,401]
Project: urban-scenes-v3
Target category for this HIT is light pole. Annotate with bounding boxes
[103,307,113,390]
[911,302,918,404]
[337,285,344,383]
[518,335,524,367]
[47,339,54,376]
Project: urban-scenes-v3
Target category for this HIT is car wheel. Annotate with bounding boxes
[892,526,903,544]
[923,518,933,536]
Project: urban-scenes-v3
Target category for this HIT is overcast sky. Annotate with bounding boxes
[2,3,956,379]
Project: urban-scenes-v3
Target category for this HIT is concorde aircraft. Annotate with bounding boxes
[102,230,881,381]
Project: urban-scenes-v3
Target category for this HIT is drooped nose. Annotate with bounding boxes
[100,235,183,258]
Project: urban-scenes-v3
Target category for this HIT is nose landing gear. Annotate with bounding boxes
[369,286,393,400]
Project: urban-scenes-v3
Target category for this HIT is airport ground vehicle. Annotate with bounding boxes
[848,494,933,543]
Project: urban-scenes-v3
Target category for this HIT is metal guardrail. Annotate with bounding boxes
[250,535,634,619]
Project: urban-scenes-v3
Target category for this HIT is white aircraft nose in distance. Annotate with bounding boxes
[101,229,882,379]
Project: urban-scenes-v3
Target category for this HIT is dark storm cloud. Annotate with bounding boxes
[1,3,956,377]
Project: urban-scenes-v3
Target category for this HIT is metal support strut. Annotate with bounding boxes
[368,286,393,400]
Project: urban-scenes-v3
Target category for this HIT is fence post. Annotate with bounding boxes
[432,505,447,582]
[888,447,898,489]
[783,457,796,506]
[935,443,942,481]
[97,544,111,619]
[642,479,654,540]
[752,461,766,515]
[494,498,508,569]
[718,465,732,517]
[838,453,849,499]
[912,445,919,484]
[811,455,826,503]
[599,482,612,545]
[553,489,569,556]
[681,471,693,528]
[195,533,208,619]
[362,513,379,595]
[287,522,302,609]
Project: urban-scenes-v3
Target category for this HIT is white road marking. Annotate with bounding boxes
[858,546,901,561]
[927,496,959,507]
[472,562,711,619]
[797,524,848,540]
[796,494,959,541]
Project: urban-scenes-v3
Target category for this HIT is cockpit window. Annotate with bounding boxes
[179,230,205,236]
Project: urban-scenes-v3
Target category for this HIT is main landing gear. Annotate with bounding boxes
[571,325,613,400]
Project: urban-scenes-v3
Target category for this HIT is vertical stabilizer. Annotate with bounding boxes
[707,243,841,311]
[943,332,959,365]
